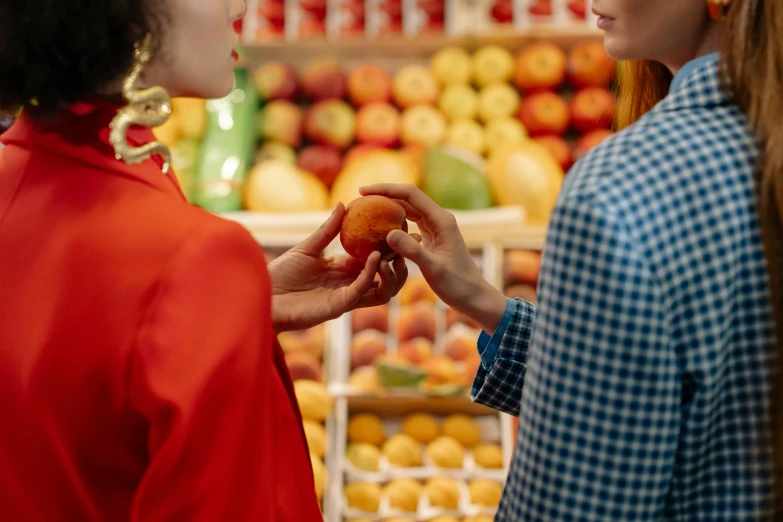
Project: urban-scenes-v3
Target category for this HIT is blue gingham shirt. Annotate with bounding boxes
[473,54,776,520]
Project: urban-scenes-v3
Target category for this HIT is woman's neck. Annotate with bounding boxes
[664,21,724,76]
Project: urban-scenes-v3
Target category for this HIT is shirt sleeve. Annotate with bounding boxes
[127,220,323,522]
[496,199,680,521]
[472,298,536,416]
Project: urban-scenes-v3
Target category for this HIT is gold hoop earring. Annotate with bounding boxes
[109,34,172,174]
[707,0,728,20]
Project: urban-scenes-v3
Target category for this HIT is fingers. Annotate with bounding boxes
[297,203,345,254]
[342,251,381,308]
[359,184,447,227]
[374,260,397,304]
[386,229,435,271]
[391,255,409,297]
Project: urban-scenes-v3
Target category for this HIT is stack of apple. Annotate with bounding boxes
[249,38,615,213]
[279,324,328,383]
[347,272,484,397]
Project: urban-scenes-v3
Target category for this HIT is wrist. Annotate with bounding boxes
[453,279,507,334]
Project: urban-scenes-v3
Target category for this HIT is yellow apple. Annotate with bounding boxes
[244,161,329,212]
[330,150,421,206]
[393,65,439,108]
[431,46,474,85]
[477,83,521,122]
[484,118,528,155]
[445,120,486,156]
[473,45,515,87]
[172,98,207,140]
[438,85,478,121]
[487,142,564,225]
[401,105,448,148]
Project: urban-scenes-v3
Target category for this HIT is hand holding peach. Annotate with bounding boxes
[269,203,409,333]
[358,184,507,334]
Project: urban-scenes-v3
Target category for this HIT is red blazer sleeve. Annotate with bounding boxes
[127,220,323,522]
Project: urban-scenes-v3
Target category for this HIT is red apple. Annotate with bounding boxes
[570,87,615,132]
[301,58,346,101]
[533,136,573,172]
[518,92,570,137]
[297,145,344,188]
[573,130,614,162]
[253,61,298,101]
[300,0,327,18]
[348,64,393,106]
[491,0,513,23]
[356,102,401,148]
[513,43,567,93]
[568,42,617,88]
[304,99,356,150]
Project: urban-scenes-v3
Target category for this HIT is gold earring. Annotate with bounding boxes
[707,0,728,19]
[109,34,172,174]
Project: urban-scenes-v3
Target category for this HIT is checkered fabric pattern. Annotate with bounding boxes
[472,56,777,520]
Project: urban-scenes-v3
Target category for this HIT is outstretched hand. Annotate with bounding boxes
[268,204,409,333]
[359,184,507,333]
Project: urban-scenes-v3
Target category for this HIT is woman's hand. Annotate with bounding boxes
[268,204,409,333]
[359,184,507,333]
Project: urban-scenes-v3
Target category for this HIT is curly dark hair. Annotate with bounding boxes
[0,0,163,116]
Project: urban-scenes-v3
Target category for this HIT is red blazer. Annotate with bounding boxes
[0,101,323,521]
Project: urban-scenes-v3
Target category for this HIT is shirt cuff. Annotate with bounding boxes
[477,298,517,370]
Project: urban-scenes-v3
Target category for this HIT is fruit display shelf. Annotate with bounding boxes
[221,205,541,250]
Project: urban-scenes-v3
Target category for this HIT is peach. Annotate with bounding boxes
[348,63,393,106]
[340,196,408,263]
[397,275,437,306]
[445,308,480,330]
[422,356,458,386]
[278,325,325,358]
[443,328,477,362]
[458,353,482,386]
[504,250,542,286]
[504,284,537,303]
[285,351,323,382]
[348,366,383,394]
[398,338,435,365]
[352,304,390,333]
[351,330,388,370]
[397,302,437,342]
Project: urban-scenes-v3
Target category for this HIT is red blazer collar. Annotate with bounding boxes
[1,99,185,200]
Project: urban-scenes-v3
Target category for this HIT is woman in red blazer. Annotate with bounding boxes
[0,1,408,520]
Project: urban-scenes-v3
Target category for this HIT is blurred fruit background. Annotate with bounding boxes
[156,14,616,227]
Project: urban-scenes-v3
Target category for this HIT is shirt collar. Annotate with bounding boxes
[670,53,720,93]
[0,98,185,200]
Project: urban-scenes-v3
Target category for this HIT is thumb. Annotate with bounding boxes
[387,230,432,268]
[299,204,344,254]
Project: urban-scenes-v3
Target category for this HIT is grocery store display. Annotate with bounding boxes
[291,379,333,503]
[340,409,507,520]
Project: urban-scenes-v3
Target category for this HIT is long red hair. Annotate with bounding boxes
[615,1,783,515]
